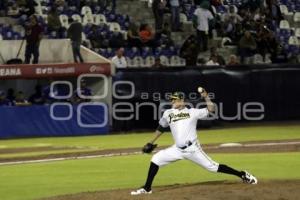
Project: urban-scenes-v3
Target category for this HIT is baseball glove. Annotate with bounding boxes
[142,143,157,153]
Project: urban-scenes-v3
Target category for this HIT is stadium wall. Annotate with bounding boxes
[113,65,300,130]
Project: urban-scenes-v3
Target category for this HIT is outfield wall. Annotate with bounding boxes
[113,65,300,130]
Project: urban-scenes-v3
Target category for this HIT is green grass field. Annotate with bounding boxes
[0,123,300,200]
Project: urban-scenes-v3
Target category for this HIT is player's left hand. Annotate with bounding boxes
[142,143,157,154]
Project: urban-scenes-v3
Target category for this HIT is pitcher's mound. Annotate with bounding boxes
[43,180,300,200]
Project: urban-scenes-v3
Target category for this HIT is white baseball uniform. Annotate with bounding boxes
[151,107,219,172]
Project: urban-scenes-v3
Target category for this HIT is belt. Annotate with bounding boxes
[178,141,193,150]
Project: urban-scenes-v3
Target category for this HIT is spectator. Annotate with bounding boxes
[47,7,64,37]
[0,91,13,106]
[0,1,7,17]
[152,0,166,32]
[266,0,283,24]
[88,25,108,48]
[73,79,92,103]
[227,54,240,65]
[242,0,261,12]
[127,22,142,47]
[161,22,171,38]
[206,55,220,66]
[14,91,31,106]
[109,31,125,48]
[170,0,181,31]
[256,25,278,61]
[139,24,155,47]
[29,85,45,105]
[21,0,37,17]
[67,18,84,63]
[193,1,214,51]
[55,0,65,7]
[210,47,226,65]
[6,88,15,102]
[111,48,127,68]
[152,57,165,68]
[239,31,257,64]
[222,5,243,40]
[180,35,200,66]
[24,15,43,64]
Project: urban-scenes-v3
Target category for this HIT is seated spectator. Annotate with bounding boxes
[239,31,257,64]
[73,79,92,103]
[29,85,45,105]
[227,54,240,65]
[47,7,65,37]
[127,22,142,47]
[6,88,15,102]
[109,31,125,48]
[19,0,37,17]
[222,5,243,40]
[111,48,127,68]
[0,91,13,106]
[14,91,31,106]
[139,24,155,47]
[180,35,200,66]
[152,57,165,68]
[88,25,108,48]
[206,55,220,66]
[161,22,171,38]
[210,47,225,65]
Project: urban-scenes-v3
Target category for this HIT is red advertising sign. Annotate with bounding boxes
[0,63,111,79]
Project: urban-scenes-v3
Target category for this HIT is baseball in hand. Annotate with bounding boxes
[198,87,204,93]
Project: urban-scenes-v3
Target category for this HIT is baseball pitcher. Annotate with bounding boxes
[131,88,257,195]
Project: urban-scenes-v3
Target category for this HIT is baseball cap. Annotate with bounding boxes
[169,92,184,100]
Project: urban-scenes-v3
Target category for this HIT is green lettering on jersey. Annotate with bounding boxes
[168,112,190,123]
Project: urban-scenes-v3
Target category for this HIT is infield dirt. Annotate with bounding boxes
[42,180,300,200]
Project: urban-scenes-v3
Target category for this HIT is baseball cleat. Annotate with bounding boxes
[241,171,258,184]
[130,188,152,195]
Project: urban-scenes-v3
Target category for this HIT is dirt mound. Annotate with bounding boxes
[42,180,300,200]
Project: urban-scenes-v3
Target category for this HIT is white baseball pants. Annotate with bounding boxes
[151,141,219,172]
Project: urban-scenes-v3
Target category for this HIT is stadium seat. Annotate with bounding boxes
[81,6,93,16]
[288,36,300,45]
[293,12,300,27]
[59,14,69,28]
[144,56,155,67]
[280,5,290,15]
[131,56,143,67]
[72,14,82,23]
[180,13,188,23]
[83,14,94,25]
[295,28,300,38]
[253,54,264,64]
[280,20,290,29]
[141,47,152,58]
[108,22,121,32]
[159,55,170,66]
[94,14,107,25]
[170,55,182,66]
[126,57,133,67]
